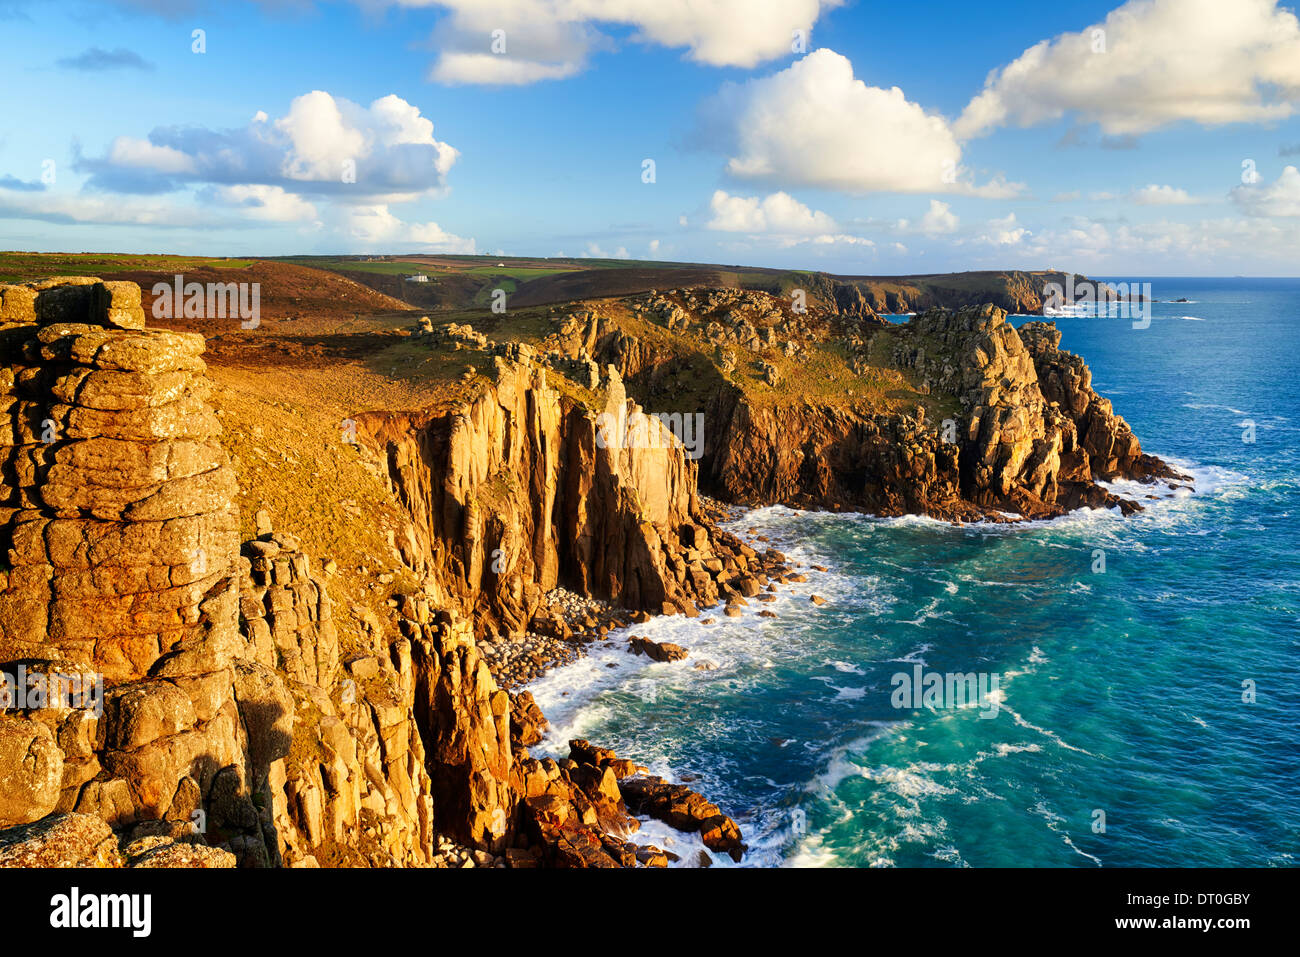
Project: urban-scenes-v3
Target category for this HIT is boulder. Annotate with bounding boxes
[0,813,122,868]
[0,717,64,827]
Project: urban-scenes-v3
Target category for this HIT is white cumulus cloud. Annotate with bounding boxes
[704,189,871,248]
[338,204,476,251]
[1232,165,1300,217]
[955,0,1300,139]
[918,199,958,235]
[56,90,473,248]
[1130,184,1199,206]
[81,90,459,199]
[981,212,1029,245]
[210,184,318,222]
[414,0,844,84]
[704,49,1014,196]
[432,53,582,85]
[0,187,209,227]
[707,189,839,233]
[104,137,196,174]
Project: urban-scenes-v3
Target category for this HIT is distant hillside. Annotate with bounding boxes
[820,270,1091,314]
[0,252,1104,321]
[275,254,1097,316]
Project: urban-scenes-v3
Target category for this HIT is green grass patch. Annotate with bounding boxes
[0,252,254,282]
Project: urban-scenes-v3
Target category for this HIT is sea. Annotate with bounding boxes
[524,278,1300,867]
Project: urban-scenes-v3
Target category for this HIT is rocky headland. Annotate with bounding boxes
[0,273,1186,868]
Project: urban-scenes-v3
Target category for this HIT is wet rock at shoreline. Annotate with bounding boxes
[627,636,688,662]
[619,775,747,863]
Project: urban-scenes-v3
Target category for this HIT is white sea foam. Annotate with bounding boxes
[1183,402,1251,416]
[898,597,947,626]
[806,725,907,796]
[764,451,1240,542]
[1003,705,1093,755]
[626,815,741,869]
[1032,800,1103,866]
[782,829,844,868]
[995,742,1043,756]
[931,845,970,867]
[520,444,1254,867]
[887,643,932,666]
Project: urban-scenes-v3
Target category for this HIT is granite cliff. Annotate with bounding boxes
[0,275,1182,868]
[0,277,763,868]
[574,288,1186,521]
[701,304,1183,520]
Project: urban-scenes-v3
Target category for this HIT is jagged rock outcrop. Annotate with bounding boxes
[0,811,237,867]
[627,635,688,662]
[703,396,969,516]
[235,528,438,866]
[832,283,885,325]
[894,305,1180,515]
[0,812,124,867]
[410,610,514,853]
[808,270,1117,316]
[620,775,746,862]
[510,739,671,868]
[704,303,1184,519]
[352,358,771,639]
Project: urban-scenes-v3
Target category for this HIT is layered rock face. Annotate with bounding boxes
[894,306,1180,515]
[704,304,1182,519]
[816,270,1112,315]
[237,531,446,866]
[703,396,970,516]
[0,276,258,858]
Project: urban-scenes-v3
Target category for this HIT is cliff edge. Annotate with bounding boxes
[0,275,1184,868]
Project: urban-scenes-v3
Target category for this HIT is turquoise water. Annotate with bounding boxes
[527,279,1300,867]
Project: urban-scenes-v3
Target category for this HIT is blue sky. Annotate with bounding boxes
[2,0,1300,275]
